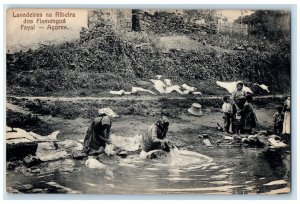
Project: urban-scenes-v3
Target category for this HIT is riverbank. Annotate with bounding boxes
[7,95,284,138]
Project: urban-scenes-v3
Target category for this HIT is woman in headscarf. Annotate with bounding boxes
[83,109,112,155]
[231,81,247,134]
[282,96,291,135]
[142,116,171,152]
[241,95,258,134]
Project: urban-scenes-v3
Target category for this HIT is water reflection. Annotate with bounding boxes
[7,146,290,194]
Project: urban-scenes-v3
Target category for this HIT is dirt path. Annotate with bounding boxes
[9,95,285,101]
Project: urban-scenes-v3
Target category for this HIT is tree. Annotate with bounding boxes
[234,10,290,40]
[132,9,141,32]
[240,10,250,24]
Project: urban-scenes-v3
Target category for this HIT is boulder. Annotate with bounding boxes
[23,155,41,167]
[268,137,288,148]
[85,157,107,169]
[269,134,282,140]
[224,136,234,141]
[242,137,250,143]
[97,153,119,165]
[71,151,86,159]
[30,188,44,193]
[7,142,38,161]
[105,144,116,156]
[117,151,128,158]
[31,168,41,173]
[199,134,212,147]
[7,187,21,194]
[242,135,265,147]
[146,149,167,159]
[7,161,20,170]
[20,184,33,190]
[216,139,222,144]
[233,135,242,143]
[35,142,68,161]
[248,135,259,142]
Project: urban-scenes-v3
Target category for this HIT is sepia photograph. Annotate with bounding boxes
[5,8,291,195]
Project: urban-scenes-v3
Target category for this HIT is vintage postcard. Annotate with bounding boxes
[6,8,291,194]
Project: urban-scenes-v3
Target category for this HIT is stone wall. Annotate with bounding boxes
[139,10,185,33]
[87,9,217,34]
[88,9,132,31]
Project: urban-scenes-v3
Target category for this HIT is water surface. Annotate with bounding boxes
[7,145,290,194]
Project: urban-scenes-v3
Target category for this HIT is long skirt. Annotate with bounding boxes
[282,111,291,134]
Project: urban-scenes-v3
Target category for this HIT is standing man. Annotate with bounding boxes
[142,116,171,152]
[83,109,112,155]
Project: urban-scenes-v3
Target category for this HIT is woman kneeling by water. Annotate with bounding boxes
[142,116,172,152]
[83,109,112,155]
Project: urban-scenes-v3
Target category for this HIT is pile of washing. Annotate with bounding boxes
[109,75,202,96]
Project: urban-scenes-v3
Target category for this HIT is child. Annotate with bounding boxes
[222,96,232,133]
[241,95,258,134]
[273,106,284,135]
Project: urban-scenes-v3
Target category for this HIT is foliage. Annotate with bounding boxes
[7,20,290,96]
[234,10,291,41]
[184,10,218,23]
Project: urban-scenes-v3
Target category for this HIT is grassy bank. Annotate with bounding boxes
[8,95,284,121]
[7,24,290,97]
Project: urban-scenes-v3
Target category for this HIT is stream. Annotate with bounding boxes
[7,145,290,194]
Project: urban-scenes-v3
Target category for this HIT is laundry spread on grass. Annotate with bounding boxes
[109,86,156,96]
[216,81,271,94]
[216,81,253,94]
[150,78,199,95]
